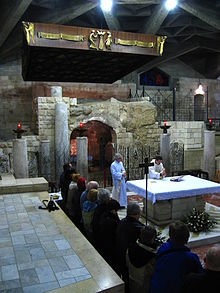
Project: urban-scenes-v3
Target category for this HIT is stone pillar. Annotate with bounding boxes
[55,102,69,183]
[51,86,62,98]
[76,137,88,180]
[160,133,171,176]
[40,140,51,181]
[13,138,28,178]
[204,130,215,180]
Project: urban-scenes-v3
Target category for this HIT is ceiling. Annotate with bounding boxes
[0,0,220,80]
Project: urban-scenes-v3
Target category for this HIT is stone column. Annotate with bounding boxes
[40,140,51,181]
[55,102,69,183]
[13,138,28,178]
[204,130,215,180]
[76,137,88,180]
[51,86,62,99]
[160,133,171,176]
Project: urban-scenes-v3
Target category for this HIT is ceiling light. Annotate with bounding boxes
[165,0,178,11]
[100,0,113,12]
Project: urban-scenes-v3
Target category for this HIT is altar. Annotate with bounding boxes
[126,175,220,225]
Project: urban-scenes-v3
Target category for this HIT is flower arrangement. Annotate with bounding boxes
[184,208,217,233]
[154,230,166,247]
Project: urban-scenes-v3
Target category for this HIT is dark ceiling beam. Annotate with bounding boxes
[173,25,189,36]
[141,3,169,34]
[0,0,32,48]
[137,41,200,74]
[103,11,121,30]
[179,2,220,30]
[37,1,98,24]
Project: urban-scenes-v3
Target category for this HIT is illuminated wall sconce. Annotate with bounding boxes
[195,83,205,95]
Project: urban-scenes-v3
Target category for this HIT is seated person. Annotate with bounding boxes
[149,155,166,179]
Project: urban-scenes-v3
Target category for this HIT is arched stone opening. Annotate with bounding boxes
[70,120,116,176]
[194,93,205,121]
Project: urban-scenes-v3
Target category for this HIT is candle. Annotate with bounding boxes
[164,120,167,127]
[17,122,21,130]
[208,118,212,125]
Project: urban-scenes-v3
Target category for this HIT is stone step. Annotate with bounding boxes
[0,174,48,195]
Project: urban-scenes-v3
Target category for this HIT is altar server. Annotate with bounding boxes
[149,155,166,179]
[110,153,127,208]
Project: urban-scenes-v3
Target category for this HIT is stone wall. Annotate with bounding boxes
[169,121,204,170]
[0,136,40,177]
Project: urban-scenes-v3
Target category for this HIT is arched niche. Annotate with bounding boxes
[70,120,116,173]
[194,93,205,121]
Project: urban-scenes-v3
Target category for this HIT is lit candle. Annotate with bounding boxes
[80,122,83,128]
[17,122,21,130]
[164,120,167,127]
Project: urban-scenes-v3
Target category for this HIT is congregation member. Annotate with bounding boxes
[98,199,121,274]
[116,203,144,291]
[126,225,157,293]
[67,177,86,229]
[81,188,98,243]
[150,221,203,293]
[59,163,75,209]
[110,153,127,208]
[80,180,99,208]
[92,188,111,250]
[66,173,80,217]
[149,155,166,179]
[181,246,220,293]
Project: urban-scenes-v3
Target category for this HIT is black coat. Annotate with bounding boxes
[116,216,144,276]
[181,269,220,293]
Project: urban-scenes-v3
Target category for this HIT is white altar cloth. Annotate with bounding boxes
[126,175,220,204]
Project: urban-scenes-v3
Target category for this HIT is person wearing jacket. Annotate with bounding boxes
[150,221,203,293]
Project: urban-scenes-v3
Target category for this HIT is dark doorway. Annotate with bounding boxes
[70,120,115,184]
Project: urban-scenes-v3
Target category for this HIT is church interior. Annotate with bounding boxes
[0,0,220,292]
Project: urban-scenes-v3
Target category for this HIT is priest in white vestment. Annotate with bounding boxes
[110,153,127,207]
[149,155,166,179]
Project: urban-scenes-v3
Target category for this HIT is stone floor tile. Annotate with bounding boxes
[15,249,31,264]
[11,234,26,246]
[64,254,84,269]
[0,247,14,257]
[48,257,69,273]
[35,265,56,283]
[54,239,71,250]
[0,225,8,230]
[0,279,21,291]
[9,223,22,233]
[21,222,34,231]
[75,274,91,282]
[0,215,7,225]
[33,259,49,268]
[22,281,59,293]
[24,233,39,244]
[29,247,46,261]
[41,240,58,251]
[19,268,39,287]
[58,277,76,287]
[1,264,19,281]
[17,262,34,271]
[55,267,90,281]
[0,256,16,266]
[2,287,23,293]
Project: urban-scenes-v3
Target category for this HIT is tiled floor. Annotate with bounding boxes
[0,194,91,292]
